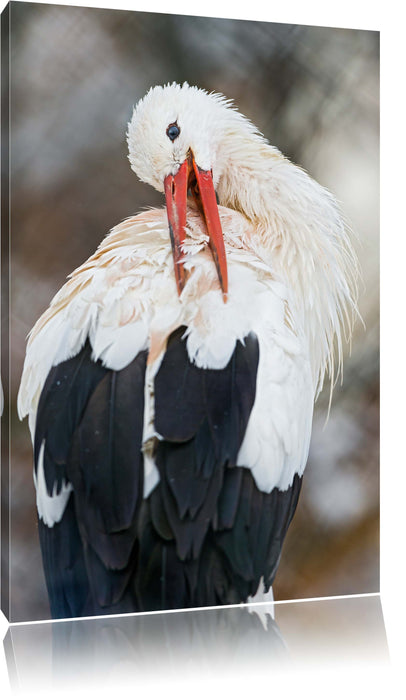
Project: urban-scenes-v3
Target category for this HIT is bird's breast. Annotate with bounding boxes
[18,205,313,494]
[23,206,287,372]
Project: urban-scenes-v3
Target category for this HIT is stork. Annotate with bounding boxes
[18,83,358,619]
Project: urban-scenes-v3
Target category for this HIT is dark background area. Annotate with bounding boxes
[5,1,379,621]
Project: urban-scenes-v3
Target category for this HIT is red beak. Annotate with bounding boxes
[164,151,228,301]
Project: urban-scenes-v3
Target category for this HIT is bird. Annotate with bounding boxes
[18,82,358,619]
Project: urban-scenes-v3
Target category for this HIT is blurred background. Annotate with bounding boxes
[4,1,379,622]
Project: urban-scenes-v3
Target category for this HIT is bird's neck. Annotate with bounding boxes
[217,132,358,396]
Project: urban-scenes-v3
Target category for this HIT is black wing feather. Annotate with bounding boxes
[154,327,206,442]
[34,341,108,494]
[67,350,147,574]
[36,325,303,617]
[68,352,146,535]
[35,344,147,617]
[152,327,260,566]
[215,466,243,530]
[37,493,90,619]
[213,469,302,596]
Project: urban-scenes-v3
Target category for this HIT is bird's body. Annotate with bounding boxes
[18,83,358,618]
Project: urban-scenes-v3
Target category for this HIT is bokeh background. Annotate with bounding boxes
[4,1,379,622]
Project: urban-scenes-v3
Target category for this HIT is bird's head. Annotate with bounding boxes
[127,82,244,299]
[128,83,359,397]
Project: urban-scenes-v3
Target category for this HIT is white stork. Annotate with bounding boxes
[18,82,358,618]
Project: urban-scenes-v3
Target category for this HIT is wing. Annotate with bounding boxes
[21,209,312,617]
[33,323,303,616]
[34,341,147,617]
[133,327,303,610]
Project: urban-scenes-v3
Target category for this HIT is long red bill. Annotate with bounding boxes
[164,153,228,301]
[191,160,228,301]
[164,158,188,296]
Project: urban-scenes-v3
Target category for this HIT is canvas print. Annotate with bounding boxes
[1,2,379,623]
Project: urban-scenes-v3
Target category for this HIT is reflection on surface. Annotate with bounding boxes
[4,595,388,691]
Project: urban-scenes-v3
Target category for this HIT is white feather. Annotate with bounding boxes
[35,441,73,527]
[19,83,359,526]
[90,318,149,371]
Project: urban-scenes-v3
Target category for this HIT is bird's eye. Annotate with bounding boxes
[166,123,180,141]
